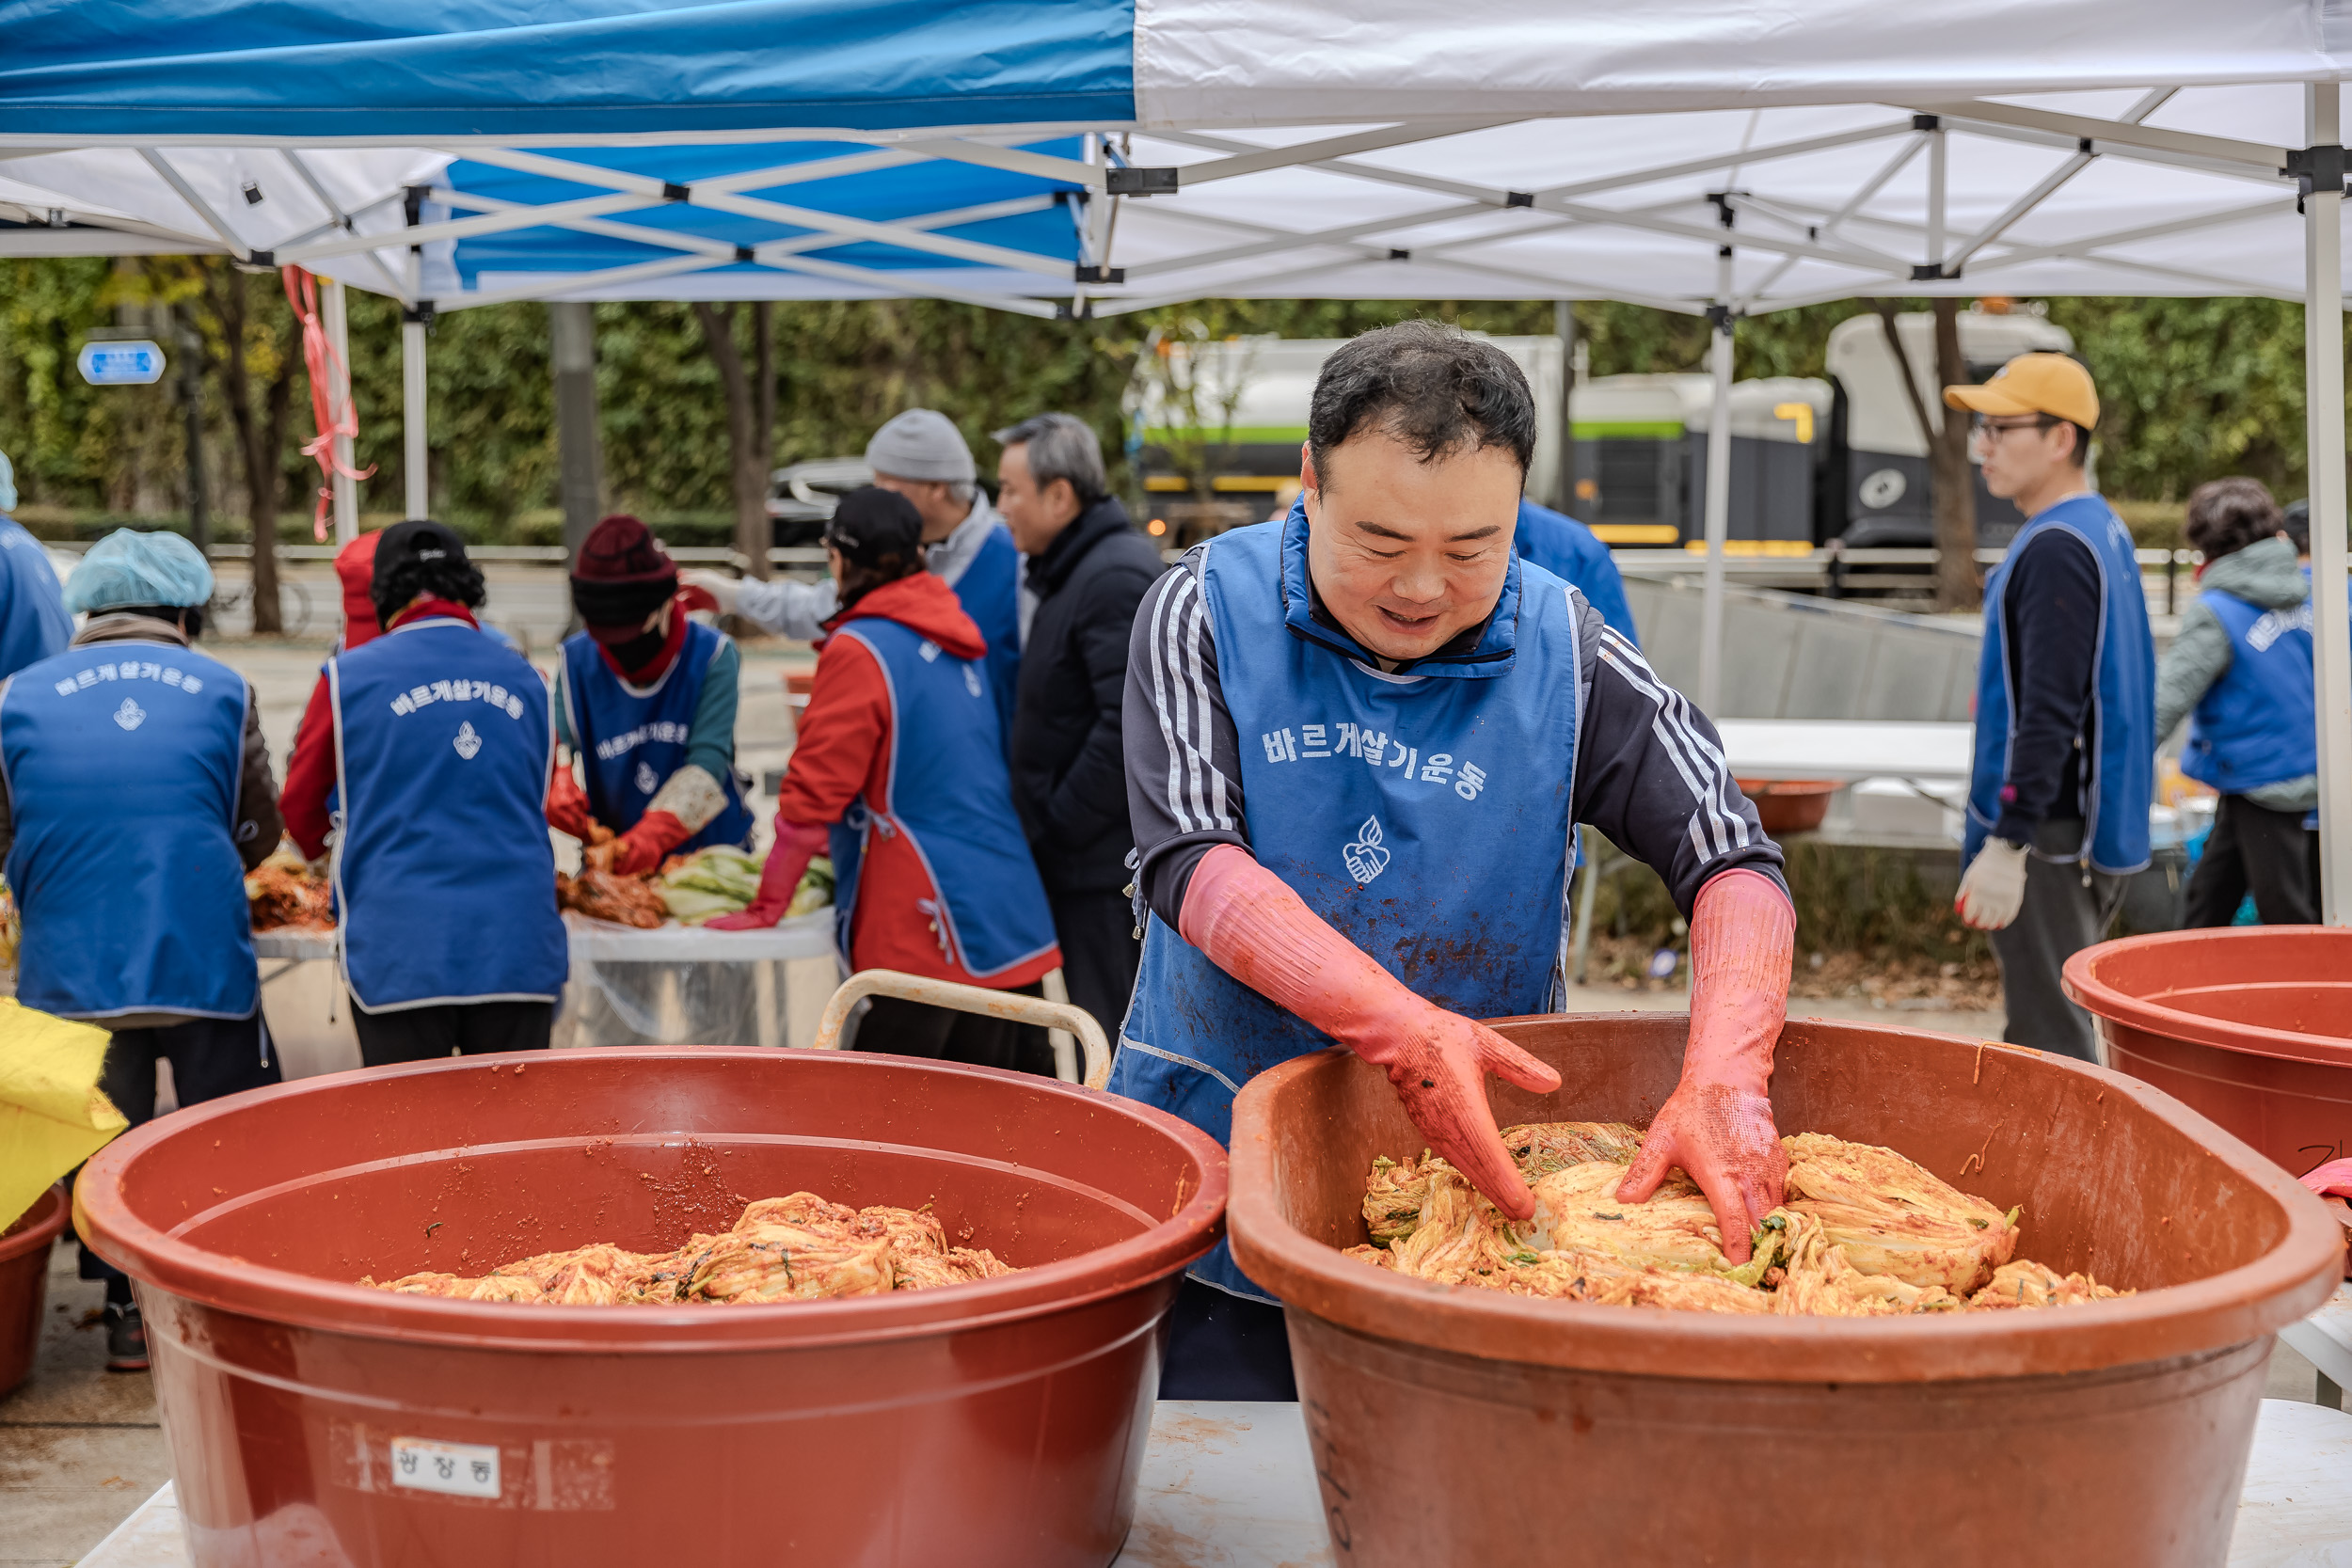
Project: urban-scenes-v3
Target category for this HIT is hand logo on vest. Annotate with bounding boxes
[452,721,482,760]
[635,759,659,795]
[112,697,145,732]
[1343,816,1391,886]
[963,665,983,698]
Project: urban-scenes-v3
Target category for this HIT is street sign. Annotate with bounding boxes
[76,340,167,386]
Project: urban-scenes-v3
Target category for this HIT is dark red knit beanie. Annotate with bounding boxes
[570,514,678,643]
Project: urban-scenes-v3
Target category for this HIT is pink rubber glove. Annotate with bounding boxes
[706,821,830,930]
[609,809,691,877]
[546,763,596,843]
[1617,868,1796,1263]
[1180,845,1562,1220]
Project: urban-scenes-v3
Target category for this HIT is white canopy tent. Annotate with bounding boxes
[3,0,2349,915]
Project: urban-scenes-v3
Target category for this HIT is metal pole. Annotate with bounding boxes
[176,305,208,555]
[1696,246,1735,714]
[323,277,359,545]
[403,192,429,519]
[1554,298,1579,514]
[549,300,604,569]
[2305,82,2352,925]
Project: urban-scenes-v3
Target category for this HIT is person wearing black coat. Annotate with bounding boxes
[994,414,1168,1039]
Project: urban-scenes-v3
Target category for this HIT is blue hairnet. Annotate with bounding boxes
[0,451,15,514]
[63,529,214,613]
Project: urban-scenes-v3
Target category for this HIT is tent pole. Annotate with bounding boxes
[403,241,428,519]
[2306,83,2352,926]
[1554,299,1579,514]
[324,277,359,545]
[1697,245,1734,713]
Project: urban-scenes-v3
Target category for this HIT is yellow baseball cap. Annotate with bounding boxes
[1943,352,2099,430]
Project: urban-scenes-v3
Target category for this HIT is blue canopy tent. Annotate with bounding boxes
[9,0,2352,917]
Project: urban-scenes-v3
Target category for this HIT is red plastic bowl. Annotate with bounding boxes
[0,1184,66,1394]
[2064,926,2352,1178]
[73,1048,1226,1568]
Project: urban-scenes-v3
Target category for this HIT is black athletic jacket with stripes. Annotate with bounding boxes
[1122,542,1788,934]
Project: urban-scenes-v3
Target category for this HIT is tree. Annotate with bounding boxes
[691,301,774,580]
[1929,299,1980,611]
[199,262,298,633]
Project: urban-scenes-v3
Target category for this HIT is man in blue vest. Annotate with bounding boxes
[0,528,283,1371]
[550,515,755,873]
[289,520,569,1064]
[684,409,1029,733]
[0,450,71,681]
[2156,478,2321,925]
[1514,497,1638,644]
[1947,355,2154,1061]
[1120,323,1792,1399]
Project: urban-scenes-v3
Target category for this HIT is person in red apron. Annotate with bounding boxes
[548,515,754,873]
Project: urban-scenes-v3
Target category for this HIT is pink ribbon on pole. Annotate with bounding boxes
[281,265,375,542]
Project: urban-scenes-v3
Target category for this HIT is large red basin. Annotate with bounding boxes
[2065,926,2352,1177]
[73,1047,1227,1567]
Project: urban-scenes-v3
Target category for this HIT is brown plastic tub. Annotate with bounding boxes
[0,1184,66,1394]
[2066,926,2352,1179]
[1230,1013,2342,1567]
[74,1047,1226,1568]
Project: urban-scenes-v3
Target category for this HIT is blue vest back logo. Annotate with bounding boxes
[453,721,482,760]
[112,697,145,731]
[635,758,659,794]
[963,665,983,697]
[1343,815,1390,885]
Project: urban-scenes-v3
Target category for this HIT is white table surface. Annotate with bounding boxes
[2280,1282,2352,1393]
[254,911,834,966]
[1715,719,1974,784]
[70,1396,2352,1567]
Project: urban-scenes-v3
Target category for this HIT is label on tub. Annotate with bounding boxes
[389,1437,501,1499]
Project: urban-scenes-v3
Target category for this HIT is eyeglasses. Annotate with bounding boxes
[1970,415,2058,443]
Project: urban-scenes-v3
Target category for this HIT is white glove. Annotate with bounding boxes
[680,569,741,617]
[1955,837,2029,931]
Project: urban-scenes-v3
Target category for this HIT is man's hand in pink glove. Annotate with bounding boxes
[705,820,830,930]
[1617,868,1796,1263]
[609,810,691,877]
[1181,845,1561,1220]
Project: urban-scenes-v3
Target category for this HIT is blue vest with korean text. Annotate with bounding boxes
[954,522,1024,744]
[329,619,568,1011]
[1,641,256,1021]
[1112,515,1582,1299]
[1966,495,2154,876]
[826,617,1057,979]
[561,621,754,853]
[0,520,70,683]
[2185,587,2319,793]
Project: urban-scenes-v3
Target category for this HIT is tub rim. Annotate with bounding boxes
[73,1046,1228,1354]
[2063,925,2352,1069]
[1,1184,66,1262]
[1227,1012,2344,1384]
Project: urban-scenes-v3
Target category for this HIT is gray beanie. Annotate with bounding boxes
[864,408,977,484]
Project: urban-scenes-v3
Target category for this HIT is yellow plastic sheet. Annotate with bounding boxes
[0,999,125,1231]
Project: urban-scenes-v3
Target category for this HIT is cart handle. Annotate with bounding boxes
[810,969,1112,1090]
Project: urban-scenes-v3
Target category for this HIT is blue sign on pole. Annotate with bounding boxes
[76,341,167,387]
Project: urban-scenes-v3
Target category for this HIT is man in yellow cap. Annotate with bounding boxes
[1944,353,2154,1060]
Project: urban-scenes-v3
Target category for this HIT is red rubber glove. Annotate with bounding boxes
[706,821,831,930]
[546,761,596,842]
[610,810,691,877]
[1617,868,1796,1263]
[1179,844,1561,1220]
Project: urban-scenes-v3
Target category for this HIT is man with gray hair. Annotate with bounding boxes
[996,412,1166,1040]
[686,408,1027,731]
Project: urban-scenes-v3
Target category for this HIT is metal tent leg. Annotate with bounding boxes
[2307,83,2352,926]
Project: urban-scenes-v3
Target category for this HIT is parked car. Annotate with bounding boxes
[766,457,871,547]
